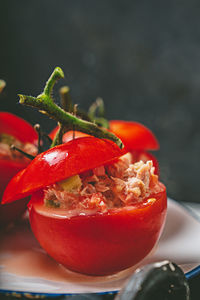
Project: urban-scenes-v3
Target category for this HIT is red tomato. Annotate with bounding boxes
[2,137,166,275]
[0,112,37,144]
[50,125,160,175]
[109,120,159,151]
[0,112,37,226]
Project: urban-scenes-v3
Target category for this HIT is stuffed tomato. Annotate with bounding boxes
[0,112,37,225]
[2,137,167,275]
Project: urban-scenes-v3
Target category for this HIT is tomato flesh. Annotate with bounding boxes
[29,183,167,276]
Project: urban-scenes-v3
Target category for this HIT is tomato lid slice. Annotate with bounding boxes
[109,120,159,151]
[2,137,124,204]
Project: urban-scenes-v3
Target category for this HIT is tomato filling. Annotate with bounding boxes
[43,153,161,214]
[0,133,37,163]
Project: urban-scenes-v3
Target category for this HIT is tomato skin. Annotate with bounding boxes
[2,137,124,205]
[0,112,37,225]
[0,160,27,225]
[0,196,28,225]
[109,120,159,151]
[0,112,37,144]
[29,183,167,276]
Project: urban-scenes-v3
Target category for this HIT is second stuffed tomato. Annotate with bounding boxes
[0,112,37,225]
[2,137,167,275]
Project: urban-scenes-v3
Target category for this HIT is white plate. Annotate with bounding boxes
[1,198,200,297]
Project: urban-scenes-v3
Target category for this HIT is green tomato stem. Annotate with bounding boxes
[34,124,43,153]
[10,145,35,160]
[88,98,109,129]
[18,67,123,149]
[88,97,105,118]
[50,123,65,148]
[59,86,73,112]
[43,67,64,98]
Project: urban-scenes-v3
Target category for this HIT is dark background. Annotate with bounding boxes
[0,0,200,203]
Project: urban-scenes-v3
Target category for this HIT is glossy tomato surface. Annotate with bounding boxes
[29,183,167,276]
[0,112,37,144]
[0,112,37,225]
[2,137,124,204]
[109,120,159,151]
